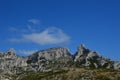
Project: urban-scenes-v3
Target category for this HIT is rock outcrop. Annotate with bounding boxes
[0,49,27,75]
[26,47,72,71]
[28,47,72,61]
[74,44,114,68]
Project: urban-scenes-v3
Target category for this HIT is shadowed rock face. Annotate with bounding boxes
[0,44,120,80]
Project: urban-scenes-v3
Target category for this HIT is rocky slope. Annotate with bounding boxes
[0,44,120,80]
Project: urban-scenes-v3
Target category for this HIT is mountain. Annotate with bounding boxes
[0,44,120,80]
[74,44,112,69]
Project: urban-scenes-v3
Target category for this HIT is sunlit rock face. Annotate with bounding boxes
[26,47,73,72]
[37,47,72,60]
[113,62,120,70]
[0,48,27,74]
[27,47,72,62]
[74,44,100,62]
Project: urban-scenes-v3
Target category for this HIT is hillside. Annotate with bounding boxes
[0,44,120,80]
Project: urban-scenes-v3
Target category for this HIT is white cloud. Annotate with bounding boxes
[18,50,37,55]
[9,27,70,45]
[28,19,40,25]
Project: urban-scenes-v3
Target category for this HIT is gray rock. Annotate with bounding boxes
[0,45,120,80]
[74,44,113,68]
[3,48,16,59]
[27,47,72,62]
[0,48,27,75]
[37,47,72,60]
[113,61,120,70]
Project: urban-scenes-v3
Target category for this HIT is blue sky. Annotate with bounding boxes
[0,0,120,61]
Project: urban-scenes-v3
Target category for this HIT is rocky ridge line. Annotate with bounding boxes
[0,44,120,80]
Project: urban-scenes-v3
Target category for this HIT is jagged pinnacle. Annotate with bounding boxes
[78,44,86,51]
[80,44,85,48]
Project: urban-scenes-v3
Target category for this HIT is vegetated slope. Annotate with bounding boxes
[19,68,120,80]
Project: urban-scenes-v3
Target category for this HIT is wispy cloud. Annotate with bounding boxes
[18,50,37,55]
[28,19,40,25]
[27,25,36,32]
[9,19,40,33]
[9,27,27,33]
[9,27,70,45]
[9,27,18,32]
[9,38,26,43]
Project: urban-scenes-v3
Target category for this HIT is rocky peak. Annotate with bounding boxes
[78,44,86,51]
[74,44,114,68]
[75,44,101,59]
[4,48,16,59]
[8,48,16,55]
[74,44,90,61]
[78,44,90,55]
